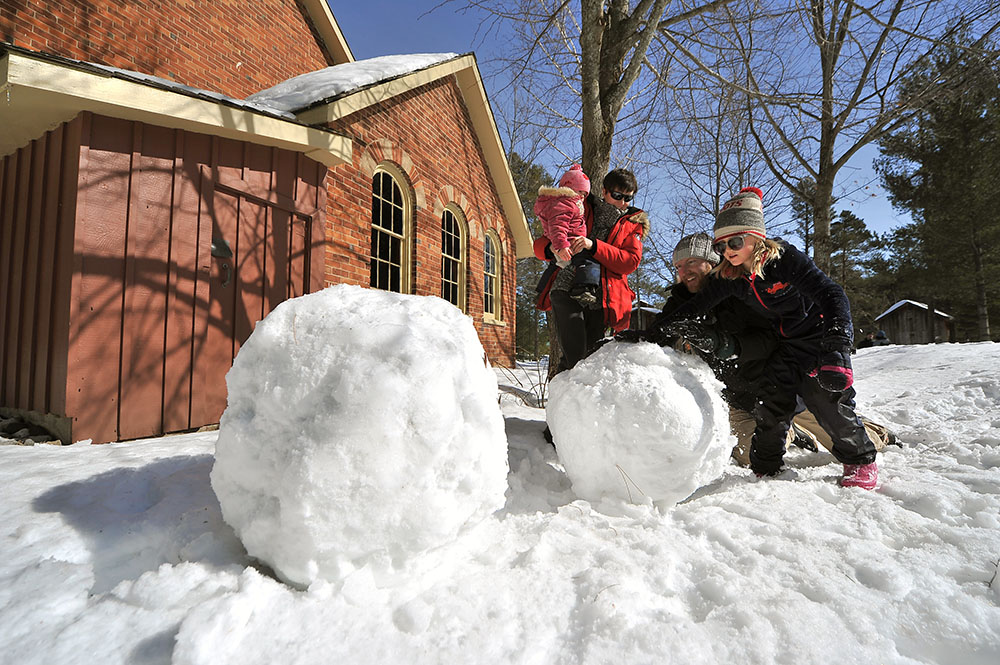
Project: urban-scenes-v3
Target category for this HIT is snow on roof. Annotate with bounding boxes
[876,299,953,321]
[245,53,460,113]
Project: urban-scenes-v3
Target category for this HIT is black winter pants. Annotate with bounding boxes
[549,289,607,373]
[750,338,877,475]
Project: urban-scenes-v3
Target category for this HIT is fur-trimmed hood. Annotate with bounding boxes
[536,185,582,199]
[624,209,650,239]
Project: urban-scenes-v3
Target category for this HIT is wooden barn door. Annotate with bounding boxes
[65,115,327,443]
[188,151,325,428]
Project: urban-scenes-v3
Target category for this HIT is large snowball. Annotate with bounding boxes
[211,285,509,588]
[547,342,733,509]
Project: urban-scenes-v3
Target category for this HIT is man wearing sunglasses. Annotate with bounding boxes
[649,233,896,465]
[535,168,649,375]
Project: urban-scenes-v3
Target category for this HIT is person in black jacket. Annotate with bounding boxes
[658,233,895,466]
[649,188,879,489]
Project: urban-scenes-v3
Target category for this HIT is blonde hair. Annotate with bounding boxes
[710,237,784,280]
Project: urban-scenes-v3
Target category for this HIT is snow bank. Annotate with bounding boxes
[210,285,508,588]
[546,342,733,509]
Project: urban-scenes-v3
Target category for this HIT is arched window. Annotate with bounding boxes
[483,231,502,321]
[441,205,467,311]
[370,165,411,293]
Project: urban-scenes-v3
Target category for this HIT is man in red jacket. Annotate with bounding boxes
[535,168,650,374]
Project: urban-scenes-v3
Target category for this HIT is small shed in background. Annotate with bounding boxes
[629,299,661,332]
[875,300,955,345]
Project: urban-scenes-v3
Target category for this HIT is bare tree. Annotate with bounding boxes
[664,0,1000,270]
[452,0,737,188]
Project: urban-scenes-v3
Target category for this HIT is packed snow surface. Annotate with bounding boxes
[1,312,999,663]
[211,285,508,588]
[547,342,733,508]
[246,54,459,113]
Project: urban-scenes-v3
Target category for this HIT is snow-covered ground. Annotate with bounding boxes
[2,342,999,664]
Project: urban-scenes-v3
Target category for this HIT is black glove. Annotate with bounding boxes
[586,336,616,356]
[812,336,853,391]
[612,330,649,344]
[661,320,736,358]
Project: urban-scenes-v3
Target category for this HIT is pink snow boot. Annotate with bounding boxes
[841,462,878,490]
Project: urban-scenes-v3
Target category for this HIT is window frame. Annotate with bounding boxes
[440,204,468,313]
[369,163,413,294]
[483,230,503,323]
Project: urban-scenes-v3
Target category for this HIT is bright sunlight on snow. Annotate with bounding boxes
[547,341,733,509]
[1,288,998,664]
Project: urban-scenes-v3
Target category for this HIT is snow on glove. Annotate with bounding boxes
[811,337,854,391]
[660,320,736,359]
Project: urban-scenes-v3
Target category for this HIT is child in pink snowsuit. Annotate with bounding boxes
[533,164,600,305]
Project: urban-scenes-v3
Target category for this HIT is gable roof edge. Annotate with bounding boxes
[299,0,355,64]
[296,55,532,258]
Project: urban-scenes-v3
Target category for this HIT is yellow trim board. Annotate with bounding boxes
[299,0,355,64]
[0,50,351,167]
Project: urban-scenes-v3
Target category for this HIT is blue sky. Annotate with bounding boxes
[330,2,911,237]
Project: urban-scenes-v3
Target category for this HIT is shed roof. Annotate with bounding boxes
[0,44,351,166]
[1,43,531,257]
[876,299,953,321]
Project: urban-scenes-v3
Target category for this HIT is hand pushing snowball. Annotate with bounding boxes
[547,342,733,509]
[211,285,509,588]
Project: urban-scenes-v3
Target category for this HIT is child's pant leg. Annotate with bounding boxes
[798,378,878,465]
[749,350,799,474]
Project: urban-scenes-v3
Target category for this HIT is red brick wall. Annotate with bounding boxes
[324,76,517,367]
[0,0,332,97]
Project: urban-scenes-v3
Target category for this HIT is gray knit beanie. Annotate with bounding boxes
[713,186,765,241]
[672,232,720,266]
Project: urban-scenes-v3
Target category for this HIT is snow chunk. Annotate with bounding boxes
[547,343,733,509]
[246,54,459,113]
[210,285,508,588]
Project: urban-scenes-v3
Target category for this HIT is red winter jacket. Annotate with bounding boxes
[535,199,648,332]
[533,186,587,251]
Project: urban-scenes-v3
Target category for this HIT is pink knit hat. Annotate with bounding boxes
[558,164,591,193]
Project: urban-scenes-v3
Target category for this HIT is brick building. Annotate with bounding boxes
[0,0,531,444]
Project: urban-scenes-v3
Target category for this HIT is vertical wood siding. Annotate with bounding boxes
[0,112,327,443]
[0,119,78,424]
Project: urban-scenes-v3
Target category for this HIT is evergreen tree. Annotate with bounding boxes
[829,210,890,338]
[877,34,1000,341]
[509,152,553,359]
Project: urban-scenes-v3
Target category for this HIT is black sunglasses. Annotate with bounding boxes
[713,235,747,255]
[609,191,634,202]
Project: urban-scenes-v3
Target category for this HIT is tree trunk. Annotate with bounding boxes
[579,0,611,191]
[546,314,561,380]
[971,230,992,341]
[811,178,835,272]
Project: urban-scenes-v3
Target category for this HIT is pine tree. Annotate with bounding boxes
[509,152,554,360]
[877,34,1000,341]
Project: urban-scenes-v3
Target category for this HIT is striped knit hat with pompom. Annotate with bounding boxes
[713,186,765,241]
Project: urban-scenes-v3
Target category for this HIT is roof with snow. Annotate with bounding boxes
[247,54,460,114]
[0,45,531,256]
[876,299,953,321]
[276,53,532,258]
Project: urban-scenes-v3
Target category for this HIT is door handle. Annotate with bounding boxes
[221,262,232,288]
